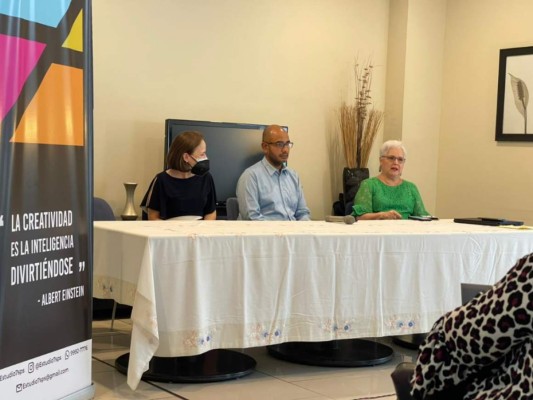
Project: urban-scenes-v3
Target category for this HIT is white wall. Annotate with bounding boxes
[437,0,533,224]
[92,0,390,219]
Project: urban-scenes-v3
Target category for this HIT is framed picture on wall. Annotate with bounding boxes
[495,45,533,141]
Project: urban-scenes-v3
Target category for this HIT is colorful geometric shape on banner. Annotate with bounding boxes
[0,33,46,124]
[11,63,84,146]
[62,10,83,52]
[0,0,72,27]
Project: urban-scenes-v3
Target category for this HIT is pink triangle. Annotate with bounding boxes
[0,34,46,123]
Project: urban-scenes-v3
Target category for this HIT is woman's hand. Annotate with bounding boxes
[380,210,402,220]
[356,210,403,220]
[147,209,162,220]
[203,210,217,220]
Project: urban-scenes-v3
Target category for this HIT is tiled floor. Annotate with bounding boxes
[92,319,417,399]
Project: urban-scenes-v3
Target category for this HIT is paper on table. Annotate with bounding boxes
[167,215,202,220]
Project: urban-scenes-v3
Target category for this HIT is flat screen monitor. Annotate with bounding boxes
[165,119,285,206]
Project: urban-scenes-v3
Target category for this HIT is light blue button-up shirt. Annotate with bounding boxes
[236,157,311,221]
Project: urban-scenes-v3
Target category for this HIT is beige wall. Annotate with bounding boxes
[92,0,390,219]
[385,0,446,214]
[93,0,533,226]
[437,0,533,224]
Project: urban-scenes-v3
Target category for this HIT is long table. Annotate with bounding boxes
[93,219,533,389]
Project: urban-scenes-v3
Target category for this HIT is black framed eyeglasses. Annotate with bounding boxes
[264,141,294,149]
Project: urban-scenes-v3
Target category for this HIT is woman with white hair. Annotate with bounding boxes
[351,140,429,220]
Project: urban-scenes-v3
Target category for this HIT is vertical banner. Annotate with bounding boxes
[0,1,93,399]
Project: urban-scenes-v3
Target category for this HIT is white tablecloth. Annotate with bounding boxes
[93,219,533,389]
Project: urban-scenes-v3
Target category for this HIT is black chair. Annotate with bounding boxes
[391,362,416,400]
[92,197,132,328]
[392,333,428,350]
[461,283,491,304]
[344,200,354,216]
[226,197,239,220]
[94,197,115,221]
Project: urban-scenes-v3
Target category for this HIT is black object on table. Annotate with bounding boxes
[453,217,523,226]
[267,339,393,367]
[115,349,256,383]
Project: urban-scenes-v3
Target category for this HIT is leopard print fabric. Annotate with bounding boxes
[411,252,532,400]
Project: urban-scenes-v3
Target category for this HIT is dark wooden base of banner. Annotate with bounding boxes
[392,333,427,350]
[115,350,256,383]
[267,339,393,367]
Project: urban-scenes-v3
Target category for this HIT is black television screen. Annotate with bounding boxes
[165,119,284,206]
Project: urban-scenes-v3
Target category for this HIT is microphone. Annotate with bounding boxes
[325,215,356,225]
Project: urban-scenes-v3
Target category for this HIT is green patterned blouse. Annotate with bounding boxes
[352,177,428,219]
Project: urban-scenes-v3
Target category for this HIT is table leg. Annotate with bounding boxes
[115,349,256,383]
[267,339,393,367]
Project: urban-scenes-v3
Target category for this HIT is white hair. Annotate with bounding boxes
[380,140,406,158]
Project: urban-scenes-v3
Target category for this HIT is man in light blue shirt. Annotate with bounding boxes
[237,124,311,221]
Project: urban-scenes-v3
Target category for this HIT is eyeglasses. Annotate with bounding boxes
[264,141,294,149]
[381,155,406,164]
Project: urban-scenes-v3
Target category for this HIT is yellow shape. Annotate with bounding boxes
[62,10,83,52]
[11,63,84,146]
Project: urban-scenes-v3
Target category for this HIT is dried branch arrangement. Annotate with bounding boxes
[338,59,384,168]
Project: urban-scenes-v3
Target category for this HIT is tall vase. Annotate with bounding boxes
[342,167,369,212]
[121,182,138,221]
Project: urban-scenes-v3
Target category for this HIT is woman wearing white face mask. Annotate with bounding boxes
[141,131,217,220]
